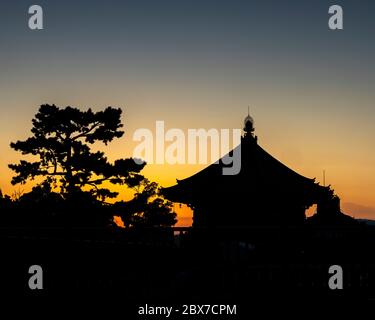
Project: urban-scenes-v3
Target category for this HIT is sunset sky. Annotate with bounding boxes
[1,0,375,224]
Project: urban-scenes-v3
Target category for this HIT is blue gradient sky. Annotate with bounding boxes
[1,0,375,221]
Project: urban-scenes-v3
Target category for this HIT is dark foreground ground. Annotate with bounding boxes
[1,222,375,316]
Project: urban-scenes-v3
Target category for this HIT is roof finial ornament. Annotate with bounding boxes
[243,107,255,137]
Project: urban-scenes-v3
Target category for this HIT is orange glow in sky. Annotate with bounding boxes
[1,109,375,224]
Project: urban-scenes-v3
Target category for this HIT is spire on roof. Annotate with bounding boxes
[243,106,255,137]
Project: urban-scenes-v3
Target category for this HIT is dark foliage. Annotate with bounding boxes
[8,104,145,200]
[113,179,177,228]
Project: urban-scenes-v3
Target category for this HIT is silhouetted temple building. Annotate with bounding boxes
[163,113,351,227]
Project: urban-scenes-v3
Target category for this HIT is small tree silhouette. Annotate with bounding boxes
[113,179,177,228]
[9,104,145,200]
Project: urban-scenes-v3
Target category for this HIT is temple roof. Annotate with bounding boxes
[163,134,326,205]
